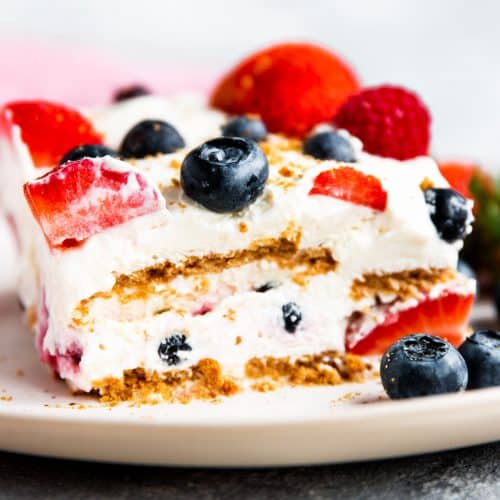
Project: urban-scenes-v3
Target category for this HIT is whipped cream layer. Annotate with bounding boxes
[39,146,464,331]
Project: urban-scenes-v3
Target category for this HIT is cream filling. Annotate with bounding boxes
[52,269,475,392]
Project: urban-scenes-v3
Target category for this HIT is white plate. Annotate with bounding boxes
[0,287,498,467]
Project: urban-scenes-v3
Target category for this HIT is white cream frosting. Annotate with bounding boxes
[0,94,475,392]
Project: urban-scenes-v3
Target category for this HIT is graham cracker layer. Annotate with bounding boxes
[95,359,239,405]
[350,268,458,302]
[246,351,368,386]
[114,225,303,291]
[75,225,337,318]
[94,351,369,404]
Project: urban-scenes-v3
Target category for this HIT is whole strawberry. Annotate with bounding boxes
[334,85,431,160]
[210,43,359,137]
[438,161,479,200]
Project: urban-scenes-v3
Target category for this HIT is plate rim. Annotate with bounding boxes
[0,385,498,427]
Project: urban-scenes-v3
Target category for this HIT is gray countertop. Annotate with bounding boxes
[0,442,498,499]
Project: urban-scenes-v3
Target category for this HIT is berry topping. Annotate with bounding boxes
[348,292,474,356]
[210,43,359,137]
[282,302,302,333]
[113,84,151,102]
[119,120,185,159]
[334,85,431,160]
[423,188,469,243]
[181,137,269,213]
[221,116,268,142]
[59,144,119,165]
[255,281,281,293]
[380,334,468,399]
[309,166,387,211]
[24,157,163,248]
[158,334,192,366]
[1,101,102,167]
[459,330,500,389]
[303,131,356,162]
[438,161,479,200]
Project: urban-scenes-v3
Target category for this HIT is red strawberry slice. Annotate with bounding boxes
[24,157,163,248]
[1,101,102,167]
[309,166,388,211]
[347,292,474,356]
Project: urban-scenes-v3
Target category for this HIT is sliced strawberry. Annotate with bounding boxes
[1,101,102,167]
[348,292,474,356]
[309,166,387,211]
[24,157,163,248]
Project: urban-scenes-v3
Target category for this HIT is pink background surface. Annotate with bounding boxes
[0,41,214,106]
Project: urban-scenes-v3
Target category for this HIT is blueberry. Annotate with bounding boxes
[113,84,151,102]
[181,137,269,213]
[59,144,119,165]
[221,116,268,142]
[303,131,356,162]
[158,334,192,366]
[423,188,469,243]
[459,330,500,389]
[255,281,281,293]
[282,302,302,333]
[380,334,468,399]
[120,120,185,159]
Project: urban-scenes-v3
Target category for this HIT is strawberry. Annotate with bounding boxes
[347,293,474,356]
[1,101,102,167]
[438,161,480,200]
[309,166,387,211]
[210,43,359,137]
[24,157,163,248]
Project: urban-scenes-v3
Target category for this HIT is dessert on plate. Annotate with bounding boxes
[0,43,475,403]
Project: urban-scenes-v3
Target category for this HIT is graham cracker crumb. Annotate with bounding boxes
[224,308,236,322]
[27,306,37,330]
[170,159,182,170]
[238,222,248,233]
[259,136,302,157]
[15,370,24,377]
[99,344,106,351]
[235,335,242,345]
[0,396,12,402]
[350,268,457,301]
[194,277,210,294]
[420,177,434,190]
[279,166,294,178]
[171,178,180,187]
[251,381,277,392]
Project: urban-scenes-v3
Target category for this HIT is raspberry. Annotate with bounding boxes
[334,85,431,160]
[210,43,359,137]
